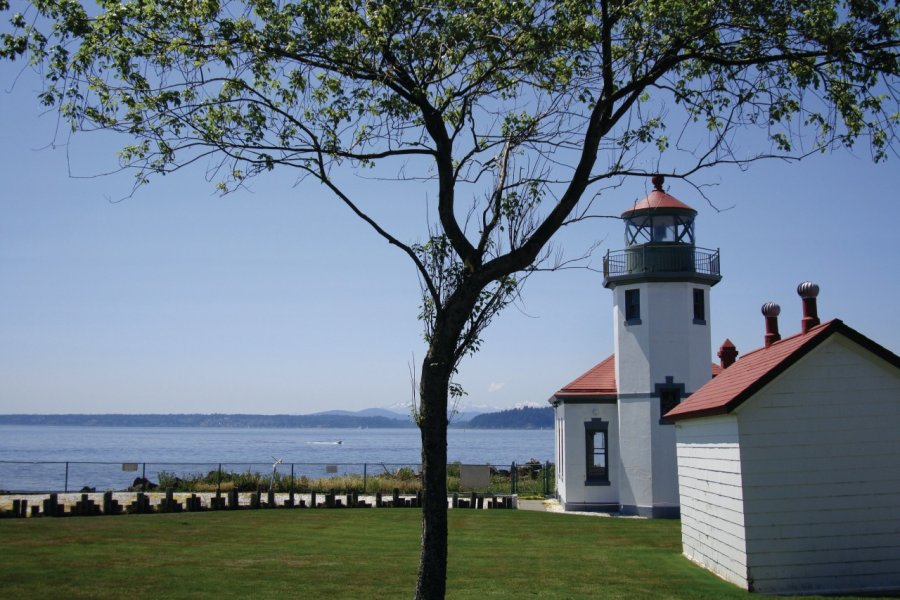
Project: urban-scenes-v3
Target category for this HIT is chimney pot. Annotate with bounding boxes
[762,302,781,348]
[797,281,821,333]
[718,339,739,369]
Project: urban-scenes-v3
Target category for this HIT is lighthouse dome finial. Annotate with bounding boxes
[651,174,665,190]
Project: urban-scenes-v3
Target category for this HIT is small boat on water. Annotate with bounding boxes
[307,440,343,445]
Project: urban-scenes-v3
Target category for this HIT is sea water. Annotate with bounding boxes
[0,425,554,492]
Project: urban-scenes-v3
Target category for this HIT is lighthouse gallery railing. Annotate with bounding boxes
[603,246,720,278]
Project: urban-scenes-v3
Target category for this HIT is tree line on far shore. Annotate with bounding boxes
[0,406,553,430]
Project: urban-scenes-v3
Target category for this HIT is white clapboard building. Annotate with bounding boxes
[666,284,900,595]
[550,176,722,517]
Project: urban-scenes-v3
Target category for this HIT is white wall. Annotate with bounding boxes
[676,415,748,589]
[736,336,900,595]
[556,402,619,510]
[650,411,680,510]
[554,403,565,499]
[676,334,900,595]
[646,282,713,395]
[613,284,650,395]
[613,281,713,396]
[613,281,712,515]
[617,396,652,512]
[615,394,682,515]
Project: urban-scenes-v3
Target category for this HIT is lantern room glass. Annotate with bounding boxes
[625,214,695,246]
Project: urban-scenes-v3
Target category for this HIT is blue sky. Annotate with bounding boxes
[1,59,898,415]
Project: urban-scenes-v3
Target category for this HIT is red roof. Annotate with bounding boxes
[666,319,900,421]
[553,355,723,401]
[621,189,697,218]
[554,354,618,399]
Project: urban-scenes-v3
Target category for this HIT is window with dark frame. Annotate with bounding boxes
[659,388,681,424]
[584,419,609,484]
[625,288,640,323]
[655,376,686,425]
[693,288,705,323]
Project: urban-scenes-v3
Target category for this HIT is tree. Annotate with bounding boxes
[2,0,897,596]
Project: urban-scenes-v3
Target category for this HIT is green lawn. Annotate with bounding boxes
[0,510,881,599]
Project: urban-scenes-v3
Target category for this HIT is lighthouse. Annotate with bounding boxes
[551,175,721,516]
[605,175,721,517]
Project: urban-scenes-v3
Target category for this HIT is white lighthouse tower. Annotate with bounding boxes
[604,175,721,517]
[550,175,721,516]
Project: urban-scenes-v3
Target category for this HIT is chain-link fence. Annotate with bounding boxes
[0,460,554,497]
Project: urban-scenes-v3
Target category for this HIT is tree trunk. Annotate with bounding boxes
[414,357,450,599]
[414,286,481,600]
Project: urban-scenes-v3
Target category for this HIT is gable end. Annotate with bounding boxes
[667,320,900,421]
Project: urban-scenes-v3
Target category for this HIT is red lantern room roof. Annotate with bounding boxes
[621,175,697,218]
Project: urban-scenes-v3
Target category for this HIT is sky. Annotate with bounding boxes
[1,59,898,416]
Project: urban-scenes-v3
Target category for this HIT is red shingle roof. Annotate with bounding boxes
[554,354,618,399]
[666,319,900,421]
[553,355,724,402]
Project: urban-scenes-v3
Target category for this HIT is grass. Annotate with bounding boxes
[0,510,883,599]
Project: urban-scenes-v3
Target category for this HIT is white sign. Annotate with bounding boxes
[459,464,491,489]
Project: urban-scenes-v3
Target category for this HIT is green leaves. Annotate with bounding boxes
[6,0,894,190]
[2,0,897,361]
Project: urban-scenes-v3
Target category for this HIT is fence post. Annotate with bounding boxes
[64,462,69,493]
[217,463,222,496]
[363,463,367,494]
[510,462,516,495]
[544,461,550,496]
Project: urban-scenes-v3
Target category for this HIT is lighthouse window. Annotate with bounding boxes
[656,377,686,425]
[693,288,706,324]
[625,289,641,324]
[680,219,695,244]
[660,389,681,421]
[653,222,677,242]
[584,418,609,485]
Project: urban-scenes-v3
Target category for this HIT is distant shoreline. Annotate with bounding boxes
[0,414,417,429]
[0,407,554,430]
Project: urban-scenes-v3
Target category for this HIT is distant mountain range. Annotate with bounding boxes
[0,406,552,429]
[0,413,417,429]
[314,407,487,424]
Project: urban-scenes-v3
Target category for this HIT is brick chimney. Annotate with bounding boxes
[797,281,821,333]
[717,339,738,369]
[762,302,781,348]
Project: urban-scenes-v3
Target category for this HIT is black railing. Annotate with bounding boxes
[603,245,720,279]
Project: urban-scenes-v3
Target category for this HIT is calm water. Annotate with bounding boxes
[0,425,553,492]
